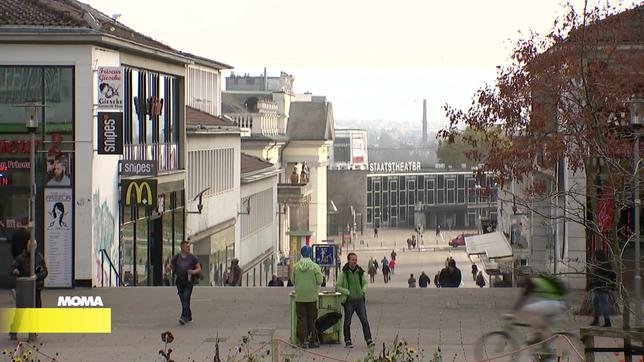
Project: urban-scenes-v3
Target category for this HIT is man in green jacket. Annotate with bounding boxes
[293,245,323,348]
[336,252,374,348]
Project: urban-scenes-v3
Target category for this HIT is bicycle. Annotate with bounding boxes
[473,315,584,361]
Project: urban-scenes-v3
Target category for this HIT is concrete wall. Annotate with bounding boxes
[185,133,241,240]
[240,176,278,266]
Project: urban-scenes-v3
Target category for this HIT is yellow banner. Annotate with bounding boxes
[0,308,111,333]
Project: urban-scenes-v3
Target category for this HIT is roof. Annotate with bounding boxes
[186,106,235,127]
[567,4,644,44]
[0,0,181,54]
[465,232,512,259]
[287,101,335,141]
[241,153,274,175]
[182,52,233,70]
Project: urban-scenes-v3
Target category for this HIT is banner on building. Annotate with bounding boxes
[44,188,73,288]
[121,179,157,208]
[97,67,123,109]
[352,134,366,164]
[97,112,123,155]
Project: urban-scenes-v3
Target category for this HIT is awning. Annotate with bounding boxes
[465,232,512,259]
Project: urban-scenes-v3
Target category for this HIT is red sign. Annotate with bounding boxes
[0,133,62,155]
[597,187,614,234]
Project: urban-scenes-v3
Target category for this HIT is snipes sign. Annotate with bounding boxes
[121,179,157,207]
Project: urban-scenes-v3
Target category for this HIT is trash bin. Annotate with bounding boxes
[316,291,343,344]
[289,291,344,345]
[15,276,36,308]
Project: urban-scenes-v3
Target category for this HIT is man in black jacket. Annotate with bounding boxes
[438,259,461,288]
[9,229,48,340]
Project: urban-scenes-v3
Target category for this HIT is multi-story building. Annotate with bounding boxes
[223,72,334,268]
[0,0,230,288]
[329,129,368,171]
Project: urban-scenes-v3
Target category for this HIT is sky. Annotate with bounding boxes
[84,0,621,131]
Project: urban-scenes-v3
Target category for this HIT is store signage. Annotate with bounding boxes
[119,160,157,177]
[0,133,63,155]
[97,67,123,109]
[369,161,421,173]
[97,112,123,155]
[122,179,157,207]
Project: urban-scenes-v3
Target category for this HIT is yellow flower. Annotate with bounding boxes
[408,347,416,354]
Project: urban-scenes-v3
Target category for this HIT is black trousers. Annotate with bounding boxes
[343,299,372,343]
[176,282,193,319]
[295,301,318,344]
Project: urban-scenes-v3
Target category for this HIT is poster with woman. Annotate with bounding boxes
[44,188,73,287]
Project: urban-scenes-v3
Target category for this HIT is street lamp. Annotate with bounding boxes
[627,96,643,326]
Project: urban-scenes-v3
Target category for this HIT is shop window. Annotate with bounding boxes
[121,223,134,286]
[135,219,148,286]
[44,67,73,135]
[0,67,43,133]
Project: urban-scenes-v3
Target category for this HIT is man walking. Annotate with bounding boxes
[336,252,374,348]
[168,240,201,325]
[293,245,323,348]
[438,259,462,288]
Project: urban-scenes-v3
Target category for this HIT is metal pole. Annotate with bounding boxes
[633,129,641,326]
[29,130,36,300]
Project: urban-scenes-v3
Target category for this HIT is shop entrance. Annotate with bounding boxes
[149,216,163,286]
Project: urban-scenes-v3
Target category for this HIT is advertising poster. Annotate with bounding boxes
[97,67,123,109]
[351,134,365,164]
[44,188,73,287]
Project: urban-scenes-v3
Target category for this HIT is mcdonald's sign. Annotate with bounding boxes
[121,179,157,207]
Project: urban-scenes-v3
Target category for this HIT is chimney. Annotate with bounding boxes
[263,67,267,91]
[422,99,427,144]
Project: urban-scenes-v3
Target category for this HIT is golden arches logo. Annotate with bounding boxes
[124,180,153,206]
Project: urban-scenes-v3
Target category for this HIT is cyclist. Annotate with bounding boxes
[508,274,568,344]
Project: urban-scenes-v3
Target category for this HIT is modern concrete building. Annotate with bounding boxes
[329,129,368,171]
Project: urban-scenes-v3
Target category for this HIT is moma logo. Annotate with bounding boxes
[57,296,104,307]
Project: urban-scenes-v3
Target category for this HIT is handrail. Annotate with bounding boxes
[99,249,124,287]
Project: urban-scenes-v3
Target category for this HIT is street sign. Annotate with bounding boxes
[119,160,157,177]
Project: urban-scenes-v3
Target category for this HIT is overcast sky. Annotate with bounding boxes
[85,0,629,130]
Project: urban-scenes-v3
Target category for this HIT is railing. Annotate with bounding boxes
[123,142,179,172]
[99,249,124,287]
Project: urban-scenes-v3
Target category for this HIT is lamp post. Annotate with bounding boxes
[25,103,40,297]
[627,96,643,326]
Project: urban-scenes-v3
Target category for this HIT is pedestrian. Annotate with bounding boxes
[381,256,389,268]
[268,274,284,287]
[438,259,462,288]
[407,237,412,250]
[412,237,417,249]
[472,263,478,281]
[476,271,486,288]
[167,240,201,325]
[9,229,48,341]
[390,249,397,261]
[418,271,430,288]
[373,227,378,238]
[324,266,331,280]
[225,258,242,286]
[589,249,615,327]
[368,263,377,283]
[382,263,390,283]
[293,245,323,348]
[336,252,374,348]
[408,273,416,288]
[434,272,441,288]
[388,258,396,275]
[445,257,450,268]
[436,224,441,236]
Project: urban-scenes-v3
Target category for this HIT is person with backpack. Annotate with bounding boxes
[381,263,390,284]
[509,274,568,344]
[336,252,374,349]
[418,271,430,288]
[471,263,478,281]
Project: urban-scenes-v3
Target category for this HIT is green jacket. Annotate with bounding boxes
[336,263,368,303]
[293,257,323,302]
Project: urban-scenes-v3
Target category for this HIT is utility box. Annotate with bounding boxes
[290,291,344,345]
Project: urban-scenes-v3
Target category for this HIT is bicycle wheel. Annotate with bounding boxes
[473,331,520,362]
[539,332,584,361]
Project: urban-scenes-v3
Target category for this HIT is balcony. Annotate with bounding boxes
[123,142,180,173]
[278,182,313,204]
